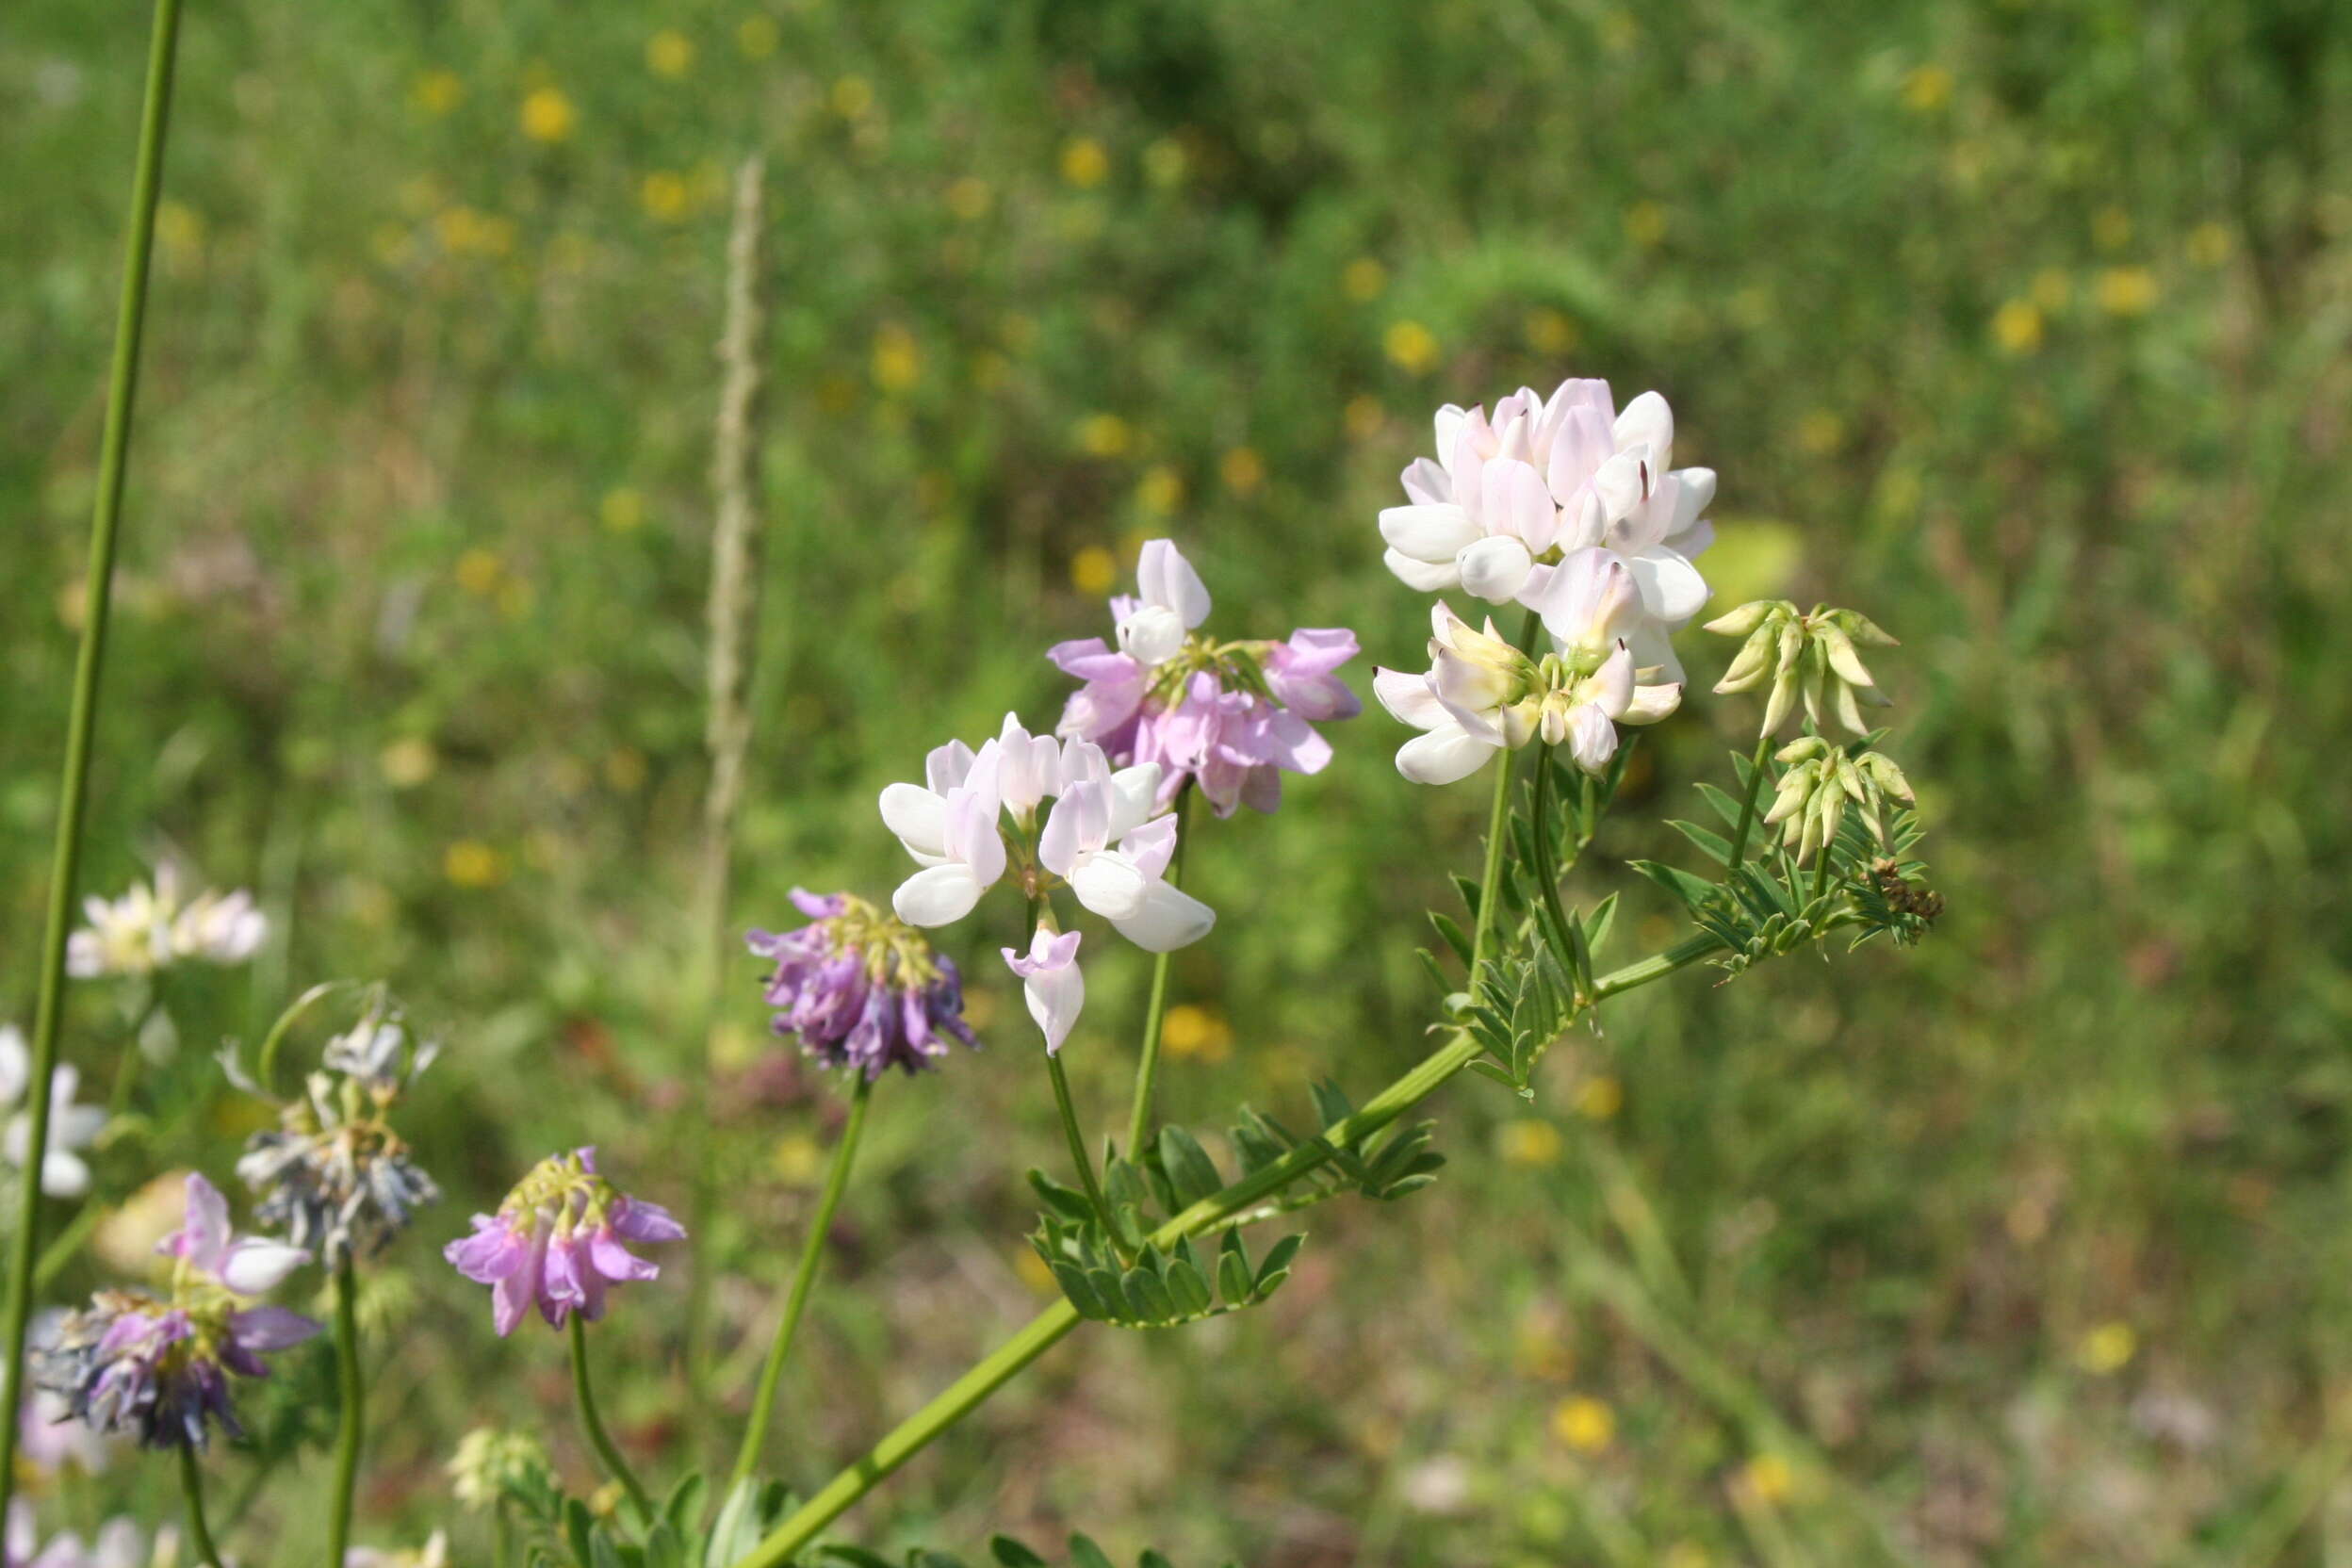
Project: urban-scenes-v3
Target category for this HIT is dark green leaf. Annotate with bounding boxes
[1157,1126,1224,1207]
[1068,1535,1117,1568]
[988,1540,1049,1568]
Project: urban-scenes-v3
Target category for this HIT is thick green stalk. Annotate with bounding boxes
[1122,788,1191,1157]
[1046,1052,1114,1232]
[568,1315,650,1515]
[178,1445,224,1568]
[728,1070,875,1494]
[327,1257,364,1565]
[726,935,1722,1568]
[1726,733,1773,869]
[0,0,185,1515]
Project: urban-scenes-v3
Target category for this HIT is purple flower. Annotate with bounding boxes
[443,1148,685,1337]
[1051,539,1360,817]
[31,1178,321,1450]
[746,890,978,1080]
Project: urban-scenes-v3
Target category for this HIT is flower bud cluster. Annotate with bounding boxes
[1763,737,1915,864]
[1707,600,1897,736]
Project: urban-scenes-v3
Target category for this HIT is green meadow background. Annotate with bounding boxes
[5,0,2349,1562]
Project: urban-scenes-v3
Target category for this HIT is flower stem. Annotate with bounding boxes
[327,1256,364,1566]
[1726,733,1773,870]
[725,935,1723,1568]
[728,1070,874,1494]
[1047,1052,1115,1233]
[1122,788,1191,1158]
[1465,744,1519,987]
[178,1444,224,1568]
[0,0,185,1520]
[568,1314,650,1517]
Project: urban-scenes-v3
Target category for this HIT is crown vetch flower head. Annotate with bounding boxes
[1051,539,1360,817]
[66,863,267,980]
[443,1149,684,1337]
[236,1004,441,1268]
[32,1175,318,1450]
[880,722,1216,952]
[447,1425,556,1511]
[747,890,978,1079]
[1380,380,1716,645]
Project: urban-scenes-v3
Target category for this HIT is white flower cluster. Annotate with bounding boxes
[65,864,266,980]
[1375,379,1717,781]
[879,714,1215,1054]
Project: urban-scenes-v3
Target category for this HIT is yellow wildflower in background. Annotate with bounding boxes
[1220,447,1266,496]
[380,737,437,789]
[871,323,921,391]
[1738,1454,1795,1504]
[1552,1396,1615,1454]
[1797,409,1846,455]
[1525,307,1578,354]
[1992,300,2043,354]
[1135,466,1185,515]
[600,487,645,533]
[1497,1119,1563,1168]
[1342,257,1388,302]
[2092,204,2132,251]
[830,75,874,119]
[412,70,463,116]
[645,29,694,79]
[946,176,992,220]
[1143,137,1188,188]
[454,548,503,596]
[1902,64,1953,112]
[1060,137,1110,188]
[2094,266,2159,316]
[1383,319,1439,374]
[2186,220,2233,268]
[1344,396,1385,440]
[738,15,780,58]
[1575,1074,1623,1120]
[1013,1246,1056,1295]
[770,1134,823,1185]
[444,841,510,889]
[1624,200,1668,248]
[640,172,691,222]
[519,86,575,144]
[2077,1320,2137,1374]
[1161,1003,1233,1063]
[1070,546,1118,596]
[1075,413,1132,458]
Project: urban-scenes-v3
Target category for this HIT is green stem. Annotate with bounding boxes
[1727,734,1773,870]
[1465,745,1519,987]
[1046,1052,1114,1233]
[568,1314,650,1516]
[726,935,1723,1568]
[327,1256,364,1565]
[1123,789,1191,1158]
[178,1445,224,1568]
[728,1070,875,1494]
[0,0,185,1519]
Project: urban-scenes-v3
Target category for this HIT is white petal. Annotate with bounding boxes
[878,783,948,860]
[1068,852,1151,923]
[1565,705,1620,775]
[1621,681,1685,725]
[1592,449,1651,522]
[1479,458,1558,550]
[39,1151,90,1199]
[1668,466,1715,532]
[1382,547,1460,593]
[1612,389,1674,471]
[1399,456,1453,508]
[1373,667,1448,731]
[1455,535,1534,603]
[1117,604,1189,666]
[924,739,975,794]
[1038,781,1107,874]
[1020,956,1085,1054]
[1396,727,1501,786]
[1627,547,1711,627]
[1105,764,1163,839]
[1432,405,1468,471]
[1378,503,1480,563]
[1135,539,1211,628]
[1588,644,1635,718]
[892,865,985,927]
[0,1028,24,1107]
[218,1236,310,1296]
[1112,881,1217,953]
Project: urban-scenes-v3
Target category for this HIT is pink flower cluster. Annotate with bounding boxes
[1050,540,1360,816]
[443,1148,684,1336]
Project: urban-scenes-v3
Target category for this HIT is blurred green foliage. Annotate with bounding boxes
[4,0,2350,1562]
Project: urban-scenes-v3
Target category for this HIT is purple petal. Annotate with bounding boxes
[587,1226,661,1283]
[229,1305,322,1352]
[612,1197,686,1244]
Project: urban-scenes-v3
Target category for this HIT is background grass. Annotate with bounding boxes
[5,0,2350,1562]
